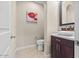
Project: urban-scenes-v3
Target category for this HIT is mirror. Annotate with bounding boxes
[59,1,75,26]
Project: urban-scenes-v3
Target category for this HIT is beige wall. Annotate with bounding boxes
[44,1,59,56]
[16,1,59,57]
[16,2,44,48]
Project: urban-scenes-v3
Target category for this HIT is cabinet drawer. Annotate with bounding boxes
[51,36,62,42]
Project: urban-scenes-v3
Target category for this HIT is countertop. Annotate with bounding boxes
[51,33,75,41]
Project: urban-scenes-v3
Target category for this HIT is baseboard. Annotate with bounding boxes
[16,44,36,51]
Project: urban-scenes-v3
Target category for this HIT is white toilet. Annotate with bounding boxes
[36,39,44,51]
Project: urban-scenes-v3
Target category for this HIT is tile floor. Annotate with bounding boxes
[15,46,45,58]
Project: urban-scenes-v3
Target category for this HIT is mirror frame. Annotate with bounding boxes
[59,1,74,26]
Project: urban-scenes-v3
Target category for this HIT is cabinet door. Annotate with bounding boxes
[51,37,62,58]
[55,41,62,58]
[51,36,74,58]
[61,45,74,58]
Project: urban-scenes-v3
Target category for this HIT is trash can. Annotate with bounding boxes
[36,39,44,51]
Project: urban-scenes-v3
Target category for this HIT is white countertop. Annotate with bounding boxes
[51,33,75,41]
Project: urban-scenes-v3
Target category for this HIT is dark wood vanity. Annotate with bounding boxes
[51,36,74,58]
[50,1,75,58]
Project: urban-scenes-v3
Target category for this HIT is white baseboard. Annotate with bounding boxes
[16,44,36,51]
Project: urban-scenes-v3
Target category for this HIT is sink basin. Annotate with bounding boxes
[57,31,74,37]
[52,31,75,41]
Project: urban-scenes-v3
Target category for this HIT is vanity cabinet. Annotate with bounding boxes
[51,36,74,58]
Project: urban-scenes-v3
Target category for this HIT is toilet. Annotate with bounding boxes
[36,39,44,51]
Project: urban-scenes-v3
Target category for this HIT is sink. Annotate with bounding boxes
[57,31,74,37]
[52,31,75,41]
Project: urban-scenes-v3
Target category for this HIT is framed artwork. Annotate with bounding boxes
[26,11,38,23]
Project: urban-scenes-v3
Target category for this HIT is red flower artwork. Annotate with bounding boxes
[27,12,38,22]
